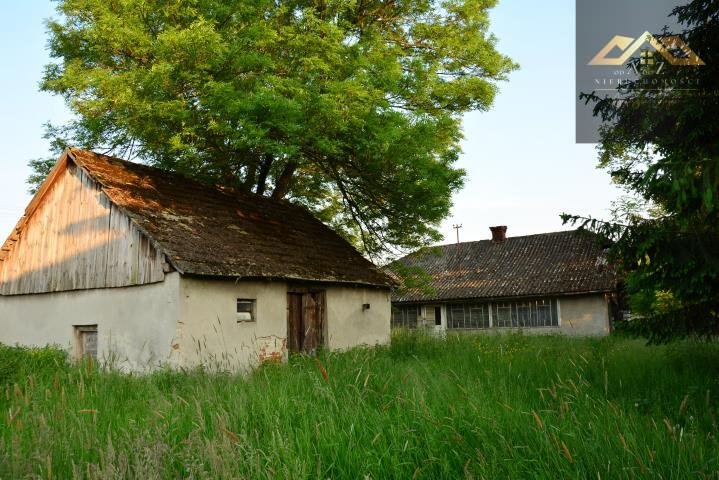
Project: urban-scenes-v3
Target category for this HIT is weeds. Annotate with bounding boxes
[0,333,718,478]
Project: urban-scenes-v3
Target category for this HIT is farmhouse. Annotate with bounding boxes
[0,148,393,370]
[391,226,619,335]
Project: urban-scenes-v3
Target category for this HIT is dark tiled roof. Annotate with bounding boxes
[68,149,392,287]
[392,230,618,302]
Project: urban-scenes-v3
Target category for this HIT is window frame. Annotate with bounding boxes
[444,298,560,330]
[447,303,490,329]
[391,305,420,329]
[73,324,98,360]
[492,299,559,328]
[236,298,257,323]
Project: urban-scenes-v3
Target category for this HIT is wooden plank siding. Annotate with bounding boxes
[0,163,165,295]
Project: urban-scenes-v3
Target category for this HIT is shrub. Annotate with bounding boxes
[0,343,68,385]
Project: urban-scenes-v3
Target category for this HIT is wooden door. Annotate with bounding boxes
[288,293,304,352]
[287,291,325,354]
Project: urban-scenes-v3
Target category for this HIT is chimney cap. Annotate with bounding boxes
[489,225,507,243]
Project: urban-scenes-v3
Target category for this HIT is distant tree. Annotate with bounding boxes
[564,0,719,341]
[35,0,516,257]
[386,246,442,297]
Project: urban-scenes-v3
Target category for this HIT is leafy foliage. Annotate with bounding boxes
[36,0,517,256]
[385,246,441,297]
[564,0,719,341]
[0,344,68,385]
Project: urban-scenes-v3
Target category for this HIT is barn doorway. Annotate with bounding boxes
[287,291,326,354]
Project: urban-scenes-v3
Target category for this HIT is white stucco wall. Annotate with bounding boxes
[325,285,391,350]
[176,277,289,371]
[0,272,182,370]
[1,274,393,372]
[176,278,392,370]
[557,294,610,336]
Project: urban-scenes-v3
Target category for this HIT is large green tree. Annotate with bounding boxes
[35,0,516,256]
[565,0,719,341]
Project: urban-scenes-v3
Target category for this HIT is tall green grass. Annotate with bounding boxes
[1,332,718,479]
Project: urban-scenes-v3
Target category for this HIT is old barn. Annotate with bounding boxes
[0,149,393,370]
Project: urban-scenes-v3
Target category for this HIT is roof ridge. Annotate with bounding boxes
[426,229,582,250]
[69,148,297,209]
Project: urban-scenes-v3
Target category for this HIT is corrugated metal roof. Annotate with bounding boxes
[392,230,618,302]
[66,149,392,287]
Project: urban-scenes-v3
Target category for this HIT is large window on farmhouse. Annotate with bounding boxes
[391,305,419,329]
[493,299,559,328]
[447,303,490,329]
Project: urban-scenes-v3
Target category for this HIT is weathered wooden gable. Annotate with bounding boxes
[0,160,165,295]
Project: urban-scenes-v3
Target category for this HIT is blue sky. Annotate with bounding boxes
[0,1,621,244]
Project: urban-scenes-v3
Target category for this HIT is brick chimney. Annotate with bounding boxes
[490,225,507,243]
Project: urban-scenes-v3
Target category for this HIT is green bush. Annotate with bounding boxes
[0,343,68,385]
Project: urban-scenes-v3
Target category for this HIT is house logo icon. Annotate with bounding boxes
[588,31,705,66]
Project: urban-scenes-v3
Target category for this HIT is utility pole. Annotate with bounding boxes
[452,224,463,244]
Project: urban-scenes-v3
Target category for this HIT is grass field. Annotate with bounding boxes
[1,332,718,479]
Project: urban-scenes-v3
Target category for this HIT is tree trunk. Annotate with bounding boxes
[255,153,274,195]
[271,161,298,200]
[220,166,236,189]
[241,161,258,192]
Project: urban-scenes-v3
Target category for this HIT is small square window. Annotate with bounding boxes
[237,299,256,322]
[74,325,98,359]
